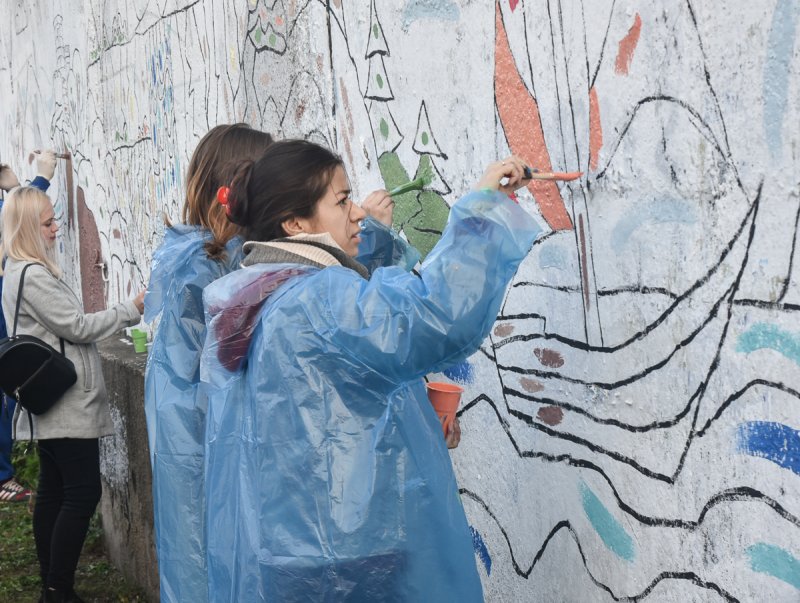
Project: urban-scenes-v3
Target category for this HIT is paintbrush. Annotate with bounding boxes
[523,166,582,181]
[28,150,71,164]
[388,160,435,197]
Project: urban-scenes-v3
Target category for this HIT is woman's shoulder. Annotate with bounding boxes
[4,259,52,279]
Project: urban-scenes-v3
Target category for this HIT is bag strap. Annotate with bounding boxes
[13,263,67,355]
[11,263,35,338]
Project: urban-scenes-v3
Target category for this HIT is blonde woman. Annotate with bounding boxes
[0,186,144,603]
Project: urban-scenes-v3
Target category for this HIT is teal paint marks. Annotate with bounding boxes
[470,526,492,575]
[736,421,800,476]
[580,481,635,562]
[538,244,571,271]
[737,323,800,367]
[763,0,799,158]
[610,198,696,252]
[747,543,800,590]
[402,0,460,30]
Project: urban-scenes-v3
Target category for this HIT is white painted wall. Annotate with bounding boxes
[2,1,799,600]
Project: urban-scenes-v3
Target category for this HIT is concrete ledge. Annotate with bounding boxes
[97,336,159,602]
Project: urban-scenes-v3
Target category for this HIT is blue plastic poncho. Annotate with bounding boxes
[144,219,418,603]
[144,225,245,603]
[201,190,541,602]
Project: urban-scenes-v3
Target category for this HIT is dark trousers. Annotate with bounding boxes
[34,438,102,591]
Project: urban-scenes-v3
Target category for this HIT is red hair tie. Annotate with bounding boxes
[216,186,231,215]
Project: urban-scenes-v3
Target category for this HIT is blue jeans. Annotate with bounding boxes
[0,396,15,482]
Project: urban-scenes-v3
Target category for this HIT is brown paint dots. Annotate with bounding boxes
[494,323,514,337]
[534,348,564,368]
[537,406,564,426]
[520,378,544,393]
[295,102,306,122]
[113,228,121,239]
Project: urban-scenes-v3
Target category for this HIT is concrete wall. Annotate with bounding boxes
[97,338,159,601]
[2,1,799,601]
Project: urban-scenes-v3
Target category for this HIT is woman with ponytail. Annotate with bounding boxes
[145,128,417,602]
[201,139,539,601]
[143,124,274,603]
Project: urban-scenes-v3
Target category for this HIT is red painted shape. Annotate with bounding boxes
[615,13,642,75]
[509,0,519,11]
[77,187,107,314]
[589,87,603,171]
[495,2,573,230]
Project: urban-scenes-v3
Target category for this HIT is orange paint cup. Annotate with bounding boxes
[425,382,464,437]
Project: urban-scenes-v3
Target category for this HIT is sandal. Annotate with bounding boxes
[0,477,32,502]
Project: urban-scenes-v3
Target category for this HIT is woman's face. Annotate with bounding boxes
[40,203,59,248]
[303,165,366,257]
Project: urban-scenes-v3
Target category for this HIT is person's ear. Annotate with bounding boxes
[281,216,306,237]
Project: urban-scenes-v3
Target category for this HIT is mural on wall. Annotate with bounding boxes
[1,1,798,601]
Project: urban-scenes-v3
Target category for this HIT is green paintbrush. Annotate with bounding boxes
[388,161,434,197]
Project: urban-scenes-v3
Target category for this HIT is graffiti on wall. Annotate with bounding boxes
[1,1,798,600]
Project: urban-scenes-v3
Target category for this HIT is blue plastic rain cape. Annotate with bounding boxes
[144,225,244,603]
[201,190,541,602]
[144,219,418,603]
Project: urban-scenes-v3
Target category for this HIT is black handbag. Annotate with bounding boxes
[0,263,77,421]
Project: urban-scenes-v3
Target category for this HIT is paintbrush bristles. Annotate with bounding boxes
[388,163,434,197]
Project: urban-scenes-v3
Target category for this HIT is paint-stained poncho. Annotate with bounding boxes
[201,190,541,602]
[143,219,418,603]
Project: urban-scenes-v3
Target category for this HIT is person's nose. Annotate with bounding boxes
[52,222,59,233]
[351,202,367,222]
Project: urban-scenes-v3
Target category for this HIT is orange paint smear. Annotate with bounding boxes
[589,86,603,171]
[615,13,642,75]
[494,2,573,230]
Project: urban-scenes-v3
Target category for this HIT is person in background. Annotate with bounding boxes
[0,186,144,603]
[144,124,275,603]
[0,150,57,503]
[201,139,538,601]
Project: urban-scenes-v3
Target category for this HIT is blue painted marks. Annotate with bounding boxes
[610,198,696,252]
[747,542,800,590]
[470,526,491,575]
[737,322,800,367]
[763,0,799,158]
[736,421,800,476]
[579,481,635,562]
[402,0,460,30]
[538,243,572,271]
[443,360,474,384]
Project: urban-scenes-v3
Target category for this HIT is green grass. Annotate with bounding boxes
[1,444,149,602]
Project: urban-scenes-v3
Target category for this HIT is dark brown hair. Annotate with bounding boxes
[182,124,273,259]
[226,139,343,242]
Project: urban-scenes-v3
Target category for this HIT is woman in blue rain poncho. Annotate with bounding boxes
[145,126,418,603]
[201,140,540,602]
[144,124,274,603]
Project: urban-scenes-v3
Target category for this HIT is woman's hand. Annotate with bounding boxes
[33,150,57,181]
[361,189,394,226]
[133,290,145,314]
[474,156,531,196]
[445,418,461,449]
[0,164,20,192]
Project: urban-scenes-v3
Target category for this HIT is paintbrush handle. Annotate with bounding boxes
[524,167,582,182]
[389,177,425,197]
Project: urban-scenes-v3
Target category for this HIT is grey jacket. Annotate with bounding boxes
[2,258,141,439]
